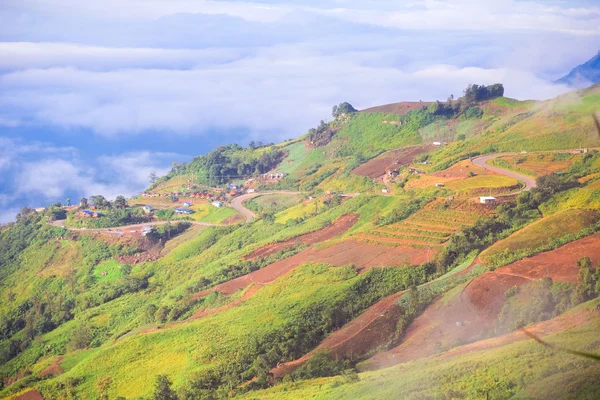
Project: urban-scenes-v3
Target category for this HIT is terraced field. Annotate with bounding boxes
[354,201,488,248]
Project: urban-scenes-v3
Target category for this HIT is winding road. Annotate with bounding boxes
[471,153,537,194]
[230,191,305,222]
[52,191,305,234]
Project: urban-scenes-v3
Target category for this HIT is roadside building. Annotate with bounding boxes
[479,196,497,204]
[142,205,153,214]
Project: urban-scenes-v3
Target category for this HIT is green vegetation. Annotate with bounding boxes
[157,143,286,187]
[332,112,423,159]
[65,207,152,229]
[481,209,600,266]
[3,84,600,399]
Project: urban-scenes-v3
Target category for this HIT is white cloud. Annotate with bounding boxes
[0,137,184,221]
[0,42,247,70]
[0,50,573,138]
[0,207,21,224]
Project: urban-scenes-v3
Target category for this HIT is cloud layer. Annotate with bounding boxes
[0,0,598,221]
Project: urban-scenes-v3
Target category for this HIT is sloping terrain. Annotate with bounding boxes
[360,101,433,115]
[361,233,600,370]
[3,84,600,399]
[351,145,433,178]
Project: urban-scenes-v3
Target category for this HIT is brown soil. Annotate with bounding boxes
[244,214,359,260]
[352,145,434,178]
[271,292,405,378]
[195,240,429,298]
[11,390,44,400]
[222,213,245,225]
[360,101,432,116]
[270,258,482,378]
[359,234,600,371]
[39,356,64,378]
[430,159,494,179]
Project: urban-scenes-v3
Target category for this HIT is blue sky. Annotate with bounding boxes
[1,0,599,222]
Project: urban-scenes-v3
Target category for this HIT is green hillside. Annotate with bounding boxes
[2,84,600,399]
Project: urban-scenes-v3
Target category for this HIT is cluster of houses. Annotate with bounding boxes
[141,191,228,202]
[261,172,287,180]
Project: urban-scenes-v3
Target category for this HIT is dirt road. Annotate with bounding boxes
[230,191,304,222]
[471,153,537,193]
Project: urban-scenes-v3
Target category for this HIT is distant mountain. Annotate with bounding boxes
[556,51,600,87]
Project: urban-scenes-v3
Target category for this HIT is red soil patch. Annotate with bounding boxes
[352,145,434,178]
[359,234,600,371]
[195,240,429,298]
[245,214,359,260]
[271,258,482,378]
[39,356,64,378]
[360,101,432,116]
[271,292,405,378]
[11,390,44,400]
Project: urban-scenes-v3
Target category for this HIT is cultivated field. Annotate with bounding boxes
[354,200,490,249]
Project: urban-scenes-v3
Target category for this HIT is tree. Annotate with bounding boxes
[69,322,93,350]
[149,171,158,184]
[332,102,357,119]
[80,197,88,209]
[90,195,110,209]
[113,195,127,209]
[153,375,178,400]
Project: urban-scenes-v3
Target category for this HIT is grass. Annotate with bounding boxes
[31,263,393,398]
[245,193,302,214]
[480,208,600,266]
[491,153,577,177]
[93,259,126,283]
[540,187,600,215]
[444,174,520,193]
[185,202,239,223]
[331,113,422,159]
[239,307,600,400]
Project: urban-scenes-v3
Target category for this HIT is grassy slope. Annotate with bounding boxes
[480,209,600,264]
[240,300,600,400]
[3,86,600,398]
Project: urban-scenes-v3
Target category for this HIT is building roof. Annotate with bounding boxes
[480,196,497,200]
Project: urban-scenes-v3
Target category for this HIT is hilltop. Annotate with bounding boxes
[1,83,600,399]
[557,51,600,88]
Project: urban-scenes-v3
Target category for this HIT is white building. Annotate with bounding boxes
[480,196,497,204]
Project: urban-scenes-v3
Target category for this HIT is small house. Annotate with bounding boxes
[212,201,223,208]
[382,189,388,194]
[435,183,445,188]
[182,202,191,207]
[433,141,443,146]
[80,209,102,218]
[479,196,497,204]
[142,205,153,214]
[174,208,194,215]
[141,226,154,236]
